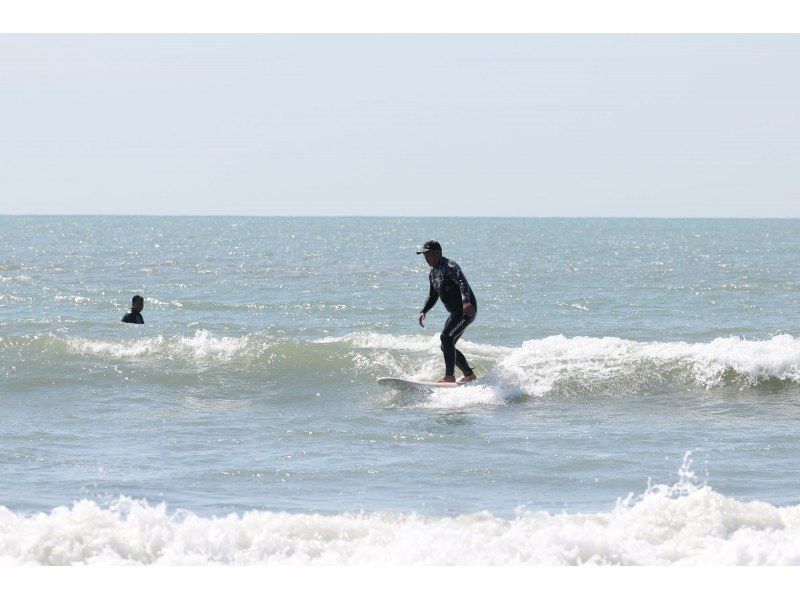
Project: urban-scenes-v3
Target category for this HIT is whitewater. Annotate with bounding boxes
[2,456,800,565]
[2,216,800,565]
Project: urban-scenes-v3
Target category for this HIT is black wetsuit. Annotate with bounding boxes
[121,310,144,324]
[421,257,477,377]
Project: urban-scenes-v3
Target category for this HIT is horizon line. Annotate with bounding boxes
[2,213,800,220]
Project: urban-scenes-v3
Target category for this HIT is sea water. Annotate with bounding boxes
[1,216,800,564]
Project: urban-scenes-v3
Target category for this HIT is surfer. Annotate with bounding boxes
[416,240,477,383]
[121,295,145,324]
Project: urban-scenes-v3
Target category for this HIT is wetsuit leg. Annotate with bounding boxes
[454,348,472,376]
[440,309,476,377]
[452,310,476,375]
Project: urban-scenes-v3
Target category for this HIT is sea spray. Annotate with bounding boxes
[325,332,800,396]
[1,458,798,565]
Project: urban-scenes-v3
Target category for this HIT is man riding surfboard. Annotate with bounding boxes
[416,240,477,383]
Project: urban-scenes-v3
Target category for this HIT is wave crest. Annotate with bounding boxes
[0,331,350,375]
[5,331,800,398]
[67,330,251,360]
[1,458,798,565]
[323,332,800,397]
[499,334,800,396]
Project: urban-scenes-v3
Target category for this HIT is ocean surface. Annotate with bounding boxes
[2,216,800,564]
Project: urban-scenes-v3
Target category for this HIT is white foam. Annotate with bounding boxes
[316,332,508,359]
[325,332,800,397]
[144,298,184,308]
[66,330,252,361]
[498,334,800,396]
[315,332,437,352]
[1,460,798,565]
[54,294,94,305]
[424,383,508,410]
[24,331,800,395]
[0,293,28,303]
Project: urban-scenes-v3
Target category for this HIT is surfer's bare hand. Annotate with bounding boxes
[418,312,426,327]
[462,302,474,316]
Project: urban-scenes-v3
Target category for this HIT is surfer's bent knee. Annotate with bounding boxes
[440,332,452,352]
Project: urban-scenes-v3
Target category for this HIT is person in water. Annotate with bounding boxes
[121,295,145,324]
[417,240,477,383]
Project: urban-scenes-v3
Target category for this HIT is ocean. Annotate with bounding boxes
[1,216,800,564]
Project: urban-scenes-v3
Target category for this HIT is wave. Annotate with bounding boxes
[0,331,351,376]
[1,456,798,565]
[5,330,800,399]
[316,331,508,358]
[0,330,266,362]
[498,333,800,397]
[67,330,254,361]
[321,332,800,398]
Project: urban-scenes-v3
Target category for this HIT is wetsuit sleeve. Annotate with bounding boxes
[421,278,438,314]
[448,261,472,303]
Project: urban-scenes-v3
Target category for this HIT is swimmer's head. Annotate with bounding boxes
[132,295,144,311]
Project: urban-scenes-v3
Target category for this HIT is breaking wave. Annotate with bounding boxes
[5,331,800,400]
[0,330,351,377]
[1,456,798,565]
[1,330,273,363]
[323,332,800,399]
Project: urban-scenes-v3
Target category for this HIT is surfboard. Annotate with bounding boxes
[377,376,480,389]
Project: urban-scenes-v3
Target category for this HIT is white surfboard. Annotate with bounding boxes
[377,376,480,389]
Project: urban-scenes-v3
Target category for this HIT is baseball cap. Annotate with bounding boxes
[416,240,442,254]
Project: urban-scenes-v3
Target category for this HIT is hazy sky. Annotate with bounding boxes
[1,35,798,217]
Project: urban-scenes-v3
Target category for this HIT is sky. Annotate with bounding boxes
[0,34,798,217]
